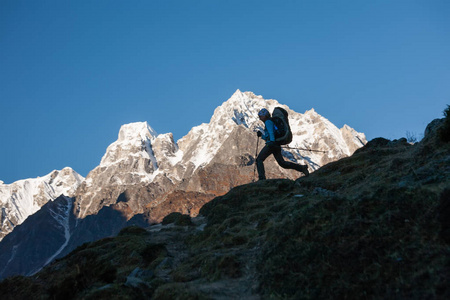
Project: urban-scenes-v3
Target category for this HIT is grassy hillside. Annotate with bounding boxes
[1,113,449,299]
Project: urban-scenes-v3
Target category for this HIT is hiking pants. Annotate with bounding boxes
[256,143,302,180]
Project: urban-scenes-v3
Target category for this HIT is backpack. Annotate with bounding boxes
[271,107,292,145]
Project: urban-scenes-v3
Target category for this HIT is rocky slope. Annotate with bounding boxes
[1,111,448,299]
[0,167,83,241]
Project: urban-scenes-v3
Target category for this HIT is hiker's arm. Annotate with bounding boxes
[265,120,276,142]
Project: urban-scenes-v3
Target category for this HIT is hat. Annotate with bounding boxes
[258,108,270,117]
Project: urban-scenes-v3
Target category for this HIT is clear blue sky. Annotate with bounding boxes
[1,0,449,184]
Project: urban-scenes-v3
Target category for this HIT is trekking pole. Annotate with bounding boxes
[282,146,327,153]
[253,135,260,182]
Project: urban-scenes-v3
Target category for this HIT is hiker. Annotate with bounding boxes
[256,108,309,180]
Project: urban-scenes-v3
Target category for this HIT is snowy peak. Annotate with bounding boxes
[43,167,85,198]
[100,122,158,167]
[210,89,277,129]
[176,91,267,168]
[117,121,157,143]
[230,89,265,102]
[74,122,175,219]
[0,167,84,241]
[0,167,83,207]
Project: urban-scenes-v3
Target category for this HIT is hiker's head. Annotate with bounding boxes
[258,108,270,122]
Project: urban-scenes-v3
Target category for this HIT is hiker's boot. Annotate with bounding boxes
[300,165,309,177]
[294,164,309,177]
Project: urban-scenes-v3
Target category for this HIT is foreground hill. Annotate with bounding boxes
[0,112,449,299]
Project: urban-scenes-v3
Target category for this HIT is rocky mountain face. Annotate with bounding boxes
[73,122,175,220]
[0,90,366,279]
[0,113,448,299]
[0,167,83,241]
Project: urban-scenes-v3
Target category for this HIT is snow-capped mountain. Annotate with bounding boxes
[74,122,180,219]
[178,90,366,170]
[0,167,84,241]
[74,89,366,220]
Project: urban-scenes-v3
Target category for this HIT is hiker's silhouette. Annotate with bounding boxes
[256,108,309,180]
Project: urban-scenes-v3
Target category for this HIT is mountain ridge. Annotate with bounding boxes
[73,90,366,221]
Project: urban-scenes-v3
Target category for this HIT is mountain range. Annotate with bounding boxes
[0,90,366,279]
[0,104,448,299]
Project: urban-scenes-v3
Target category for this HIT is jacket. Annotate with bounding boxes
[262,119,276,144]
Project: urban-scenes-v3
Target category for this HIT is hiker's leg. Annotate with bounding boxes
[272,145,295,169]
[273,146,309,175]
[256,145,272,180]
